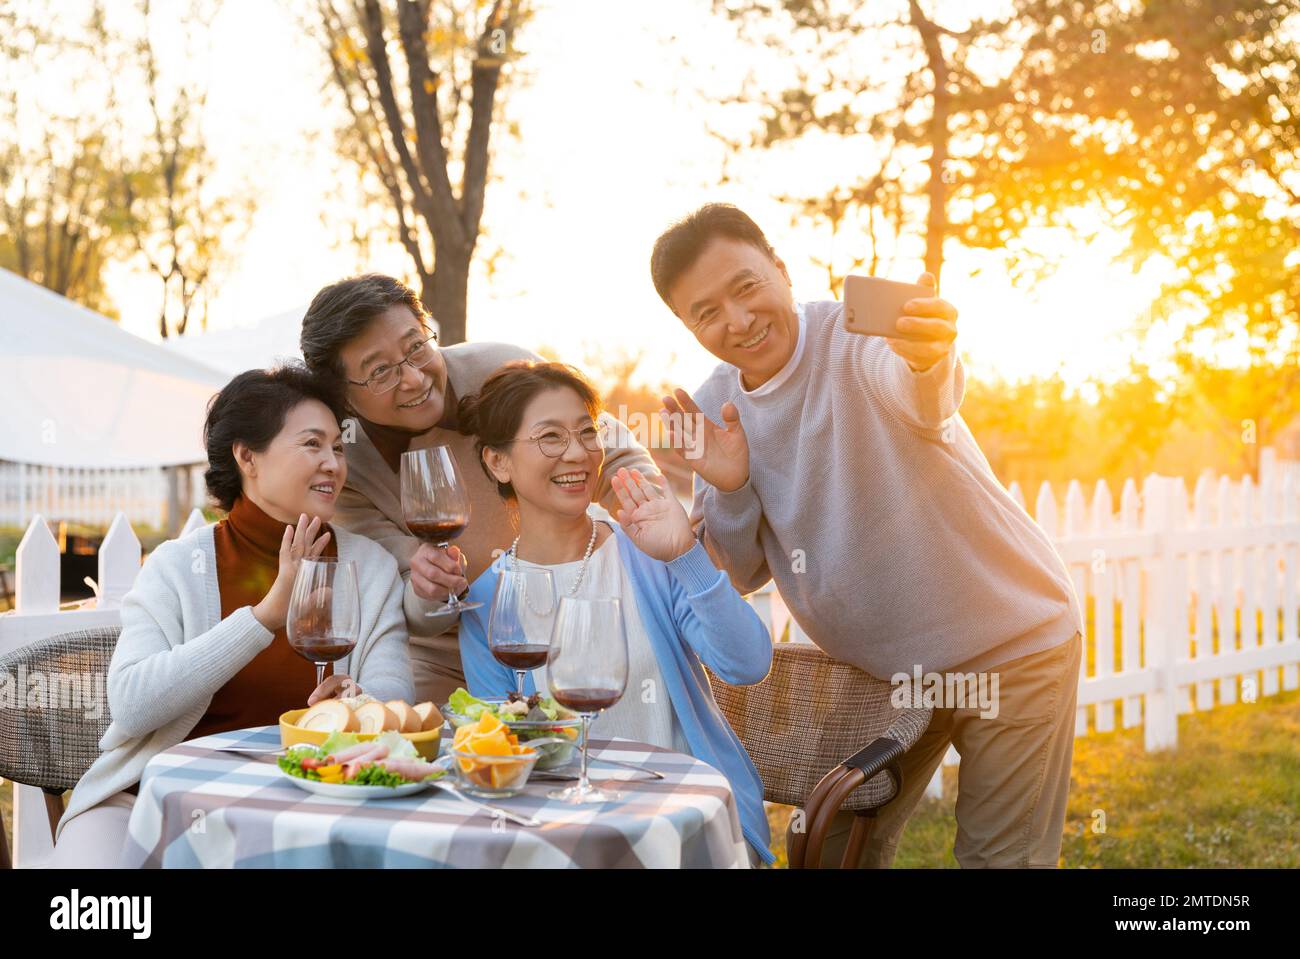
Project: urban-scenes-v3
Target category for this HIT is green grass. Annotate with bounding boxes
[764,685,1300,868]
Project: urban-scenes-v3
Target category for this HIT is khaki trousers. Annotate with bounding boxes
[409,634,468,707]
[803,633,1082,869]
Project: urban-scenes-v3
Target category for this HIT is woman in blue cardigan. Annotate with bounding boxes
[456,361,775,866]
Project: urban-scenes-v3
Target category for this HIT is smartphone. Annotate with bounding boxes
[842,274,933,341]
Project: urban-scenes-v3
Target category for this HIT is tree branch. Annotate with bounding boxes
[359,0,443,236]
[460,0,510,246]
[395,0,464,248]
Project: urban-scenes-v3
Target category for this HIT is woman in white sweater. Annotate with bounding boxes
[50,366,414,868]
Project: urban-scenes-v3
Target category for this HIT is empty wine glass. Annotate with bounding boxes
[286,557,360,690]
[400,445,483,613]
[545,596,628,804]
[489,567,557,695]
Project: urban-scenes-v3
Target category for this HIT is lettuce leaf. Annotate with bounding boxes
[319,731,361,755]
[345,765,410,788]
[448,687,489,720]
[373,731,419,760]
[278,748,324,780]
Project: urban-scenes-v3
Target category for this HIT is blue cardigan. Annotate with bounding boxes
[459,529,776,865]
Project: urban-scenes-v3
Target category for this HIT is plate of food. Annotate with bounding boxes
[277,731,449,798]
[442,688,581,770]
[280,694,443,758]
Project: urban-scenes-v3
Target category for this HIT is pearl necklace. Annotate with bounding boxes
[509,519,599,611]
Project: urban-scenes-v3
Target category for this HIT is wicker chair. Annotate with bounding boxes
[0,626,119,868]
[709,642,932,869]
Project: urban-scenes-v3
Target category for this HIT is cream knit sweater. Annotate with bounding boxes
[691,299,1083,678]
[57,523,414,839]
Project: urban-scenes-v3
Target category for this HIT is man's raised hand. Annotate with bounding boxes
[659,388,749,493]
[885,272,958,373]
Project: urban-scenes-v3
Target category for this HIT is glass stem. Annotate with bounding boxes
[440,541,460,609]
[578,713,593,793]
[514,669,527,695]
[315,662,326,689]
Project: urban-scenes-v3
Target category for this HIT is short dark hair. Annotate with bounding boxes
[300,273,430,393]
[649,203,777,312]
[203,365,347,511]
[456,361,603,503]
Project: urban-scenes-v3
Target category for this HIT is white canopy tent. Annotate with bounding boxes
[162,305,308,376]
[0,268,229,529]
[0,268,229,468]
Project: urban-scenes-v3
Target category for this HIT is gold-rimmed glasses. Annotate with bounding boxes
[347,333,439,395]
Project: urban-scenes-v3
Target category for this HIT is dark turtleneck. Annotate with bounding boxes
[186,494,339,743]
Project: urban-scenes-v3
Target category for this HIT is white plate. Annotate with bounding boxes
[276,765,438,799]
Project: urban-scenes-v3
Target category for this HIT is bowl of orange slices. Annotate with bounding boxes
[449,713,541,797]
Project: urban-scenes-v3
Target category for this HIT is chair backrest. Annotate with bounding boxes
[0,626,120,791]
[710,643,931,811]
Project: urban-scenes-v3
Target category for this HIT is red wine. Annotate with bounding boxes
[290,635,356,662]
[553,687,622,712]
[407,519,467,543]
[492,644,549,670]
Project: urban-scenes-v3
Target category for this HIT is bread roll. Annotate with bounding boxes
[355,701,400,734]
[413,701,444,732]
[386,700,422,733]
[298,700,358,733]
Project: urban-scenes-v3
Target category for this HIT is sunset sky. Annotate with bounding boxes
[34,0,1179,392]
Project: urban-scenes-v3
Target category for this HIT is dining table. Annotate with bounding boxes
[117,723,752,868]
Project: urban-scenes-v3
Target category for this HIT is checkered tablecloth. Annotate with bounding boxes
[117,724,751,868]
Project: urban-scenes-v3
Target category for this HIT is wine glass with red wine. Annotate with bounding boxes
[286,557,360,691]
[400,445,484,614]
[488,567,557,695]
[545,596,628,804]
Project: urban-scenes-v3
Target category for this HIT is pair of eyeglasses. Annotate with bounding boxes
[347,333,439,395]
[505,423,607,458]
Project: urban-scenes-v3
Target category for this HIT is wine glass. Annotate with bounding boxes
[488,567,557,695]
[400,445,483,613]
[286,557,360,691]
[545,596,628,804]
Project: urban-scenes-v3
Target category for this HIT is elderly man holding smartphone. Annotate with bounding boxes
[652,203,1083,868]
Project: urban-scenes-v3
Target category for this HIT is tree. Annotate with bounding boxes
[308,0,531,345]
[712,0,1021,286]
[108,0,256,338]
[0,4,126,314]
[0,0,257,331]
[955,0,1300,457]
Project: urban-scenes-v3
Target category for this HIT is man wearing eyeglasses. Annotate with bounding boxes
[300,273,661,704]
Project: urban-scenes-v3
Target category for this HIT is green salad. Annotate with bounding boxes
[447,688,576,725]
[277,731,445,787]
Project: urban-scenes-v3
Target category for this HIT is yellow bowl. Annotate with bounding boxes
[279,708,442,759]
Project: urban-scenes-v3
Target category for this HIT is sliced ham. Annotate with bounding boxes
[325,741,384,765]
[375,757,440,782]
[341,744,390,779]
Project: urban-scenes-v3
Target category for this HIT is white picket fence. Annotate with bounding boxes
[0,507,209,867]
[0,460,209,529]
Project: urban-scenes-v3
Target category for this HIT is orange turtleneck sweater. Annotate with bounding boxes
[186,495,339,743]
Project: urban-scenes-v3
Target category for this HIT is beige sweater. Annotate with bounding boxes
[332,341,659,692]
